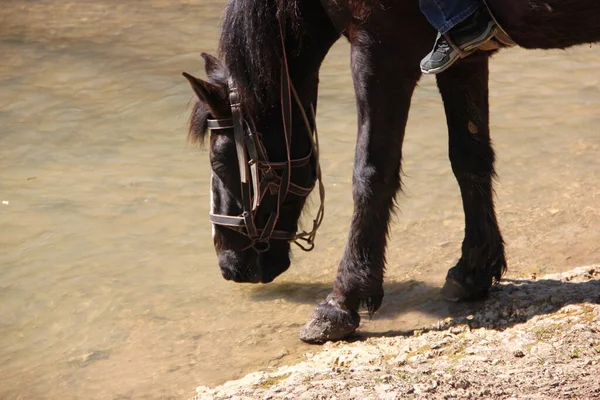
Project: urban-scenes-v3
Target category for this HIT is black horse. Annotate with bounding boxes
[183,0,600,343]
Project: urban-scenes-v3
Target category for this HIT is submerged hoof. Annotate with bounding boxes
[299,301,360,344]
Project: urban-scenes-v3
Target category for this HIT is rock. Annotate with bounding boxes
[452,378,471,390]
[391,353,407,366]
[513,350,525,358]
[413,381,437,395]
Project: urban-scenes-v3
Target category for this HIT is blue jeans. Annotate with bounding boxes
[419,0,482,34]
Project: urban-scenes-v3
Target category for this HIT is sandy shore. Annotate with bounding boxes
[192,266,600,399]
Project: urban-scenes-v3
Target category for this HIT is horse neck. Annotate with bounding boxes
[220,0,338,107]
[239,0,340,160]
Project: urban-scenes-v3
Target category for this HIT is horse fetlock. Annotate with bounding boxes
[362,293,383,317]
[299,299,360,344]
[358,284,384,316]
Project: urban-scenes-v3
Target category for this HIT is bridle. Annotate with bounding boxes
[205,31,325,253]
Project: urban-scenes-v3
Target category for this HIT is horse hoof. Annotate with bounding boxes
[299,301,360,344]
[441,277,469,302]
[442,275,490,302]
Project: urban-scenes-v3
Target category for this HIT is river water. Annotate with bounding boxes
[1,1,598,399]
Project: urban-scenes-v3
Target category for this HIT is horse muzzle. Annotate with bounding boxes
[218,247,290,284]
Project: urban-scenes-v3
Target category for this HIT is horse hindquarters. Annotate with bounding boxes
[436,54,507,301]
[487,0,600,49]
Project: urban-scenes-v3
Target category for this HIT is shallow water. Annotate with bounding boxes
[1,1,599,399]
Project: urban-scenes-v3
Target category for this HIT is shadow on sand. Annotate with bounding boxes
[247,266,599,340]
[248,279,441,321]
[359,266,600,340]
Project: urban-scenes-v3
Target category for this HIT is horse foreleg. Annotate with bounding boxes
[436,54,507,301]
[300,38,420,343]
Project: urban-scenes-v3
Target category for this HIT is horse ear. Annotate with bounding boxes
[201,53,223,75]
[182,72,229,117]
[201,53,227,82]
[182,72,220,102]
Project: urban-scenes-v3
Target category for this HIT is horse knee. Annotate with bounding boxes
[352,162,401,202]
[449,134,495,178]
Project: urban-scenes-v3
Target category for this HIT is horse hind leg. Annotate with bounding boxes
[436,54,507,301]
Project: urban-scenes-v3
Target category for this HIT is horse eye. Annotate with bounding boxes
[210,132,234,152]
[210,137,237,175]
[211,161,228,175]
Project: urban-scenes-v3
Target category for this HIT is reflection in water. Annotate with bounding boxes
[1,1,599,399]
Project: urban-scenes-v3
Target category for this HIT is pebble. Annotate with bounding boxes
[513,350,525,358]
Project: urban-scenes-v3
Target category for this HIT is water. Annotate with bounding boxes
[1,1,599,399]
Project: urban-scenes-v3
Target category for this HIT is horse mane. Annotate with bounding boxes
[188,101,210,146]
[219,0,303,112]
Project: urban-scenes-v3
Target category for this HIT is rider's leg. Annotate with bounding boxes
[419,0,497,74]
[419,0,481,34]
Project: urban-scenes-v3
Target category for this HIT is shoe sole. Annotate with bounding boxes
[420,49,460,75]
[460,21,498,52]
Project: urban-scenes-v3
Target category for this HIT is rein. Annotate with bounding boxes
[206,20,325,252]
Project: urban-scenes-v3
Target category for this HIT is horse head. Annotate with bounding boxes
[183,53,321,284]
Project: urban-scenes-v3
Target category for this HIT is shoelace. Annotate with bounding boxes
[434,37,452,55]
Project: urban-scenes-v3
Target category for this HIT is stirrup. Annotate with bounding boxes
[443,34,474,59]
[479,0,517,51]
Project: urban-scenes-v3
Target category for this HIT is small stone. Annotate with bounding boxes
[453,378,471,389]
[392,353,408,366]
[431,339,450,349]
[466,355,489,362]
[413,384,426,394]
[407,355,422,363]
[513,350,525,358]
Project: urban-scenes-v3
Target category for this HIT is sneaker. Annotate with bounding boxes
[420,33,460,75]
[420,8,497,75]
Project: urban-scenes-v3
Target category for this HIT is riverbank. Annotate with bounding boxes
[192,266,600,399]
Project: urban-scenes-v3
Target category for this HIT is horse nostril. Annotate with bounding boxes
[220,268,235,281]
[220,267,261,283]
